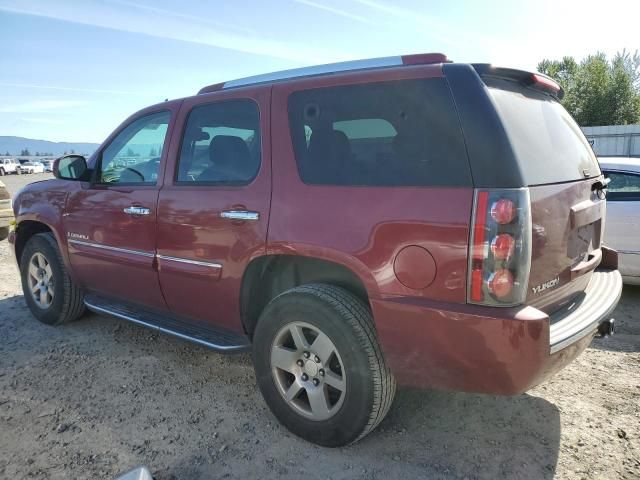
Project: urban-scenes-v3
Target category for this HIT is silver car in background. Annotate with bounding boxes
[600,157,640,284]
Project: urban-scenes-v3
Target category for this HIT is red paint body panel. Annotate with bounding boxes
[64,185,165,308]
[372,296,593,394]
[269,65,472,305]
[527,179,606,313]
[156,87,271,332]
[10,178,73,272]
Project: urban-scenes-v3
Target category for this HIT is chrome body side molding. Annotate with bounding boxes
[68,239,155,258]
[156,254,222,269]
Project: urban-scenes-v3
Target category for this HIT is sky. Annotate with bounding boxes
[0,0,638,143]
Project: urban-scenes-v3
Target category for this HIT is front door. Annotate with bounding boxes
[156,89,271,332]
[64,108,176,309]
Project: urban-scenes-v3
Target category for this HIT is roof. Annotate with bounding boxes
[198,53,449,94]
[598,156,640,173]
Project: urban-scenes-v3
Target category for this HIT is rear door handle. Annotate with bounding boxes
[220,210,259,221]
[124,206,151,216]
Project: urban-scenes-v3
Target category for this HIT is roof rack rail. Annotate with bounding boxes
[198,52,449,94]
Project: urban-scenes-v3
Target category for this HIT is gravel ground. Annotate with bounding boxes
[0,174,638,479]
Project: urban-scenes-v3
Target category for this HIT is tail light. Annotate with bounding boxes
[468,188,532,306]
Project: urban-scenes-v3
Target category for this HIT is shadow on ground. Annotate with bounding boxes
[0,295,562,479]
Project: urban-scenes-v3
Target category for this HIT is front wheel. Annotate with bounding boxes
[0,227,8,241]
[253,284,396,447]
[20,233,85,325]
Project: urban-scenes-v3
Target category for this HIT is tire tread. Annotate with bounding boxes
[283,283,396,444]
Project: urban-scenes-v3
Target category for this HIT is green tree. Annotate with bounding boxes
[538,51,640,126]
[20,148,31,156]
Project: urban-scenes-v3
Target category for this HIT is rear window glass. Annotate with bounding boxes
[488,80,600,185]
[288,78,471,186]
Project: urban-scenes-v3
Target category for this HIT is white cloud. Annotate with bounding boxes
[0,0,352,63]
[19,117,65,125]
[0,82,155,96]
[292,0,377,25]
[0,100,89,113]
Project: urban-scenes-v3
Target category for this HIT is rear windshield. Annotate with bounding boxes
[488,79,600,185]
[288,78,472,187]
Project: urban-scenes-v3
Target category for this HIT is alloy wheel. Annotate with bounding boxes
[270,321,346,421]
[27,252,54,309]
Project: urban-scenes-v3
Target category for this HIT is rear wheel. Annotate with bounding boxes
[20,233,85,325]
[0,167,5,176]
[252,284,396,446]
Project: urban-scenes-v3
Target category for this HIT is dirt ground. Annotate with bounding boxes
[0,175,639,479]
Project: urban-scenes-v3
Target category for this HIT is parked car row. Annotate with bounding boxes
[0,158,53,175]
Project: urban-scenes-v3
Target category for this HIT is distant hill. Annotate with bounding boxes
[0,136,100,157]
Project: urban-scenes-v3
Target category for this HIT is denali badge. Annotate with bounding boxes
[67,232,89,240]
[532,277,560,294]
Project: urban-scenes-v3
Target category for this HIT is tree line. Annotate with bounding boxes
[538,50,640,126]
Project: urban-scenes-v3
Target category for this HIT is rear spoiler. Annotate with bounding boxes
[472,64,565,101]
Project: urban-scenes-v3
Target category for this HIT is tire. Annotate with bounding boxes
[16,168,21,175]
[0,227,8,241]
[252,283,396,447]
[0,167,4,176]
[20,233,85,325]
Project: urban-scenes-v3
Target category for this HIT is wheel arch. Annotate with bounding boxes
[14,219,62,265]
[240,252,376,338]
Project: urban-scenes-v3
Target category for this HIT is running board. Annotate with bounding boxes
[84,294,250,353]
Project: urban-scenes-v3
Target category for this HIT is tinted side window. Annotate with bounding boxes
[100,111,170,185]
[288,78,471,186]
[176,100,261,185]
[604,171,640,201]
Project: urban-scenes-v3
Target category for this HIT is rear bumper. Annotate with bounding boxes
[372,268,622,395]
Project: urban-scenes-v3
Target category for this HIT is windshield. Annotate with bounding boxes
[488,79,600,185]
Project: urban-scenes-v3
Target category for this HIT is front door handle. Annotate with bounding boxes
[124,206,151,216]
[220,210,259,221]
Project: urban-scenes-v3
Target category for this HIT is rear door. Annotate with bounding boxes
[485,79,604,312]
[155,88,271,333]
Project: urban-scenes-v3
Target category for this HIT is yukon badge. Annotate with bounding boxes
[532,277,560,294]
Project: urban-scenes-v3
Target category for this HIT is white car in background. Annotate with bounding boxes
[19,161,45,174]
[40,160,54,172]
[600,157,640,285]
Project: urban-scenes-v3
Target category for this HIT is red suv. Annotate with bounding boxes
[9,53,622,447]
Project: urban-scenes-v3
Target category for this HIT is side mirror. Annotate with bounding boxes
[53,155,88,181]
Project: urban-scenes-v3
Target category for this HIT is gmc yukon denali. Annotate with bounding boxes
[8,53,622,447]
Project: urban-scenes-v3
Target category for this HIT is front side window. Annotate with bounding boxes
[604,170,640,201]
[288,78,471,186]
[176,100,261,185]
[99,111,170,185]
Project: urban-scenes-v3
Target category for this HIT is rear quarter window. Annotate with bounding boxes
[287,78,471,187]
